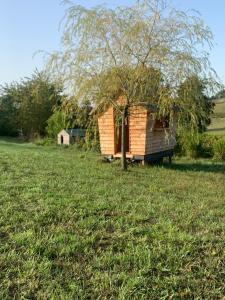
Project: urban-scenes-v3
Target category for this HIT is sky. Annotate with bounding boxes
[0,0,225,85]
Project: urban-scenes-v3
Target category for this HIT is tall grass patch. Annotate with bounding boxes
[213,138,225,161]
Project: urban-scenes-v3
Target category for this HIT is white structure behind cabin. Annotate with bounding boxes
[58,129,85,145]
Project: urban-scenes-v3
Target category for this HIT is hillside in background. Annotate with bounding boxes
[207,99,225,135]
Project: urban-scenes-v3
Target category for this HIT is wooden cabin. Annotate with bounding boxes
[58,129,85,145]
[97,99,179,164]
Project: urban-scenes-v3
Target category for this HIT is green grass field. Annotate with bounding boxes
[0,138,225,299]
[208,101,225,135]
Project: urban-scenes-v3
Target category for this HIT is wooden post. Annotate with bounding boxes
[141,159,146,166]
[121,108,127,171]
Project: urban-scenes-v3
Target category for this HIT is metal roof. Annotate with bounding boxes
[63,129,86,137]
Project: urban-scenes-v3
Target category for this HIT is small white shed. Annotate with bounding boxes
[58,129,85,145]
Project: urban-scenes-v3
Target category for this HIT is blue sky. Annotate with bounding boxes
[0,0,225,85]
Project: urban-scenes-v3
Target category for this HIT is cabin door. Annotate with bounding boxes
[115,118,130,153]
[61,135,64,144]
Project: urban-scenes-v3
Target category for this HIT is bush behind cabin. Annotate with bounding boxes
[175,133,225,161]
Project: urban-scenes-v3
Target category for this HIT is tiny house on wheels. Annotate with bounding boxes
[97,98,179,164]
[58,129,85,145]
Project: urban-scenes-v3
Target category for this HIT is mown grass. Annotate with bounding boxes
[208,102,225,135]
[213,101,225,118]
[0,138,225,299]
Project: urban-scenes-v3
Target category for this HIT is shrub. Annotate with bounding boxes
[84,121,100,152]
[175,133,220,159]
[200,134,219,158]
[34,138,55,146]
[46,111,67,139]
[213,138,225,161]
[71,138,86,150]
[175,133,201,158]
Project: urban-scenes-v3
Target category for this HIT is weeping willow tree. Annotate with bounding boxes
[46,0,219,170]
[177,76,215,133]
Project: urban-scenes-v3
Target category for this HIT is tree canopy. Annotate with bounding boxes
[0,71,63,138]
[177,76,214,132]
[47,0,218,114]
[46,0,220,168]
[0,83,19,136]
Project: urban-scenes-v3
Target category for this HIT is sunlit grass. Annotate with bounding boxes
[0,138,225,299]
[208,102,225,135]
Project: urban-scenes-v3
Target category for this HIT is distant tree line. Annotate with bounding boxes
[0,71,91,140]
[0,69,219,141]
[0,71,63,138]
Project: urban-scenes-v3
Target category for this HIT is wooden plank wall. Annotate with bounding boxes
[129,106,148,155]
[98,102,178,157]
[98,107,115,155]
[63,136,70,145]
[145,112,177,154]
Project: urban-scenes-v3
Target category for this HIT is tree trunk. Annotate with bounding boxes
[121,108,127,171]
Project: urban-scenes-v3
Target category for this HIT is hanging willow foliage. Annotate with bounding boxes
[45,0,222,168]
[46,0,220,131]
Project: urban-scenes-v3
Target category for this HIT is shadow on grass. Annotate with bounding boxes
[207,128,225,132]
[164,161,225,174]
[0,136,27,144]
[0,137,44,152]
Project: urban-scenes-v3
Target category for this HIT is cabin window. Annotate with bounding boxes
[154,117,170,130]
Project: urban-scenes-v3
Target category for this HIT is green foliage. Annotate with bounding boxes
[45,111,67,138]
[0,139,225,298]
[45,0,220,170]
[58,98,99,149]
[60,98,92,129]
[177,76,214,132]
[213,138,225,161]
[84,118,100,151]
[34,137,55,146]
[176,133,220,158]
[176,133,201,158]
[92,66,164,110]
[47,0,218,134]
[45,103,99,150]
[0,83,20,136]
[0,71,63,138]
[200,134,220,157]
